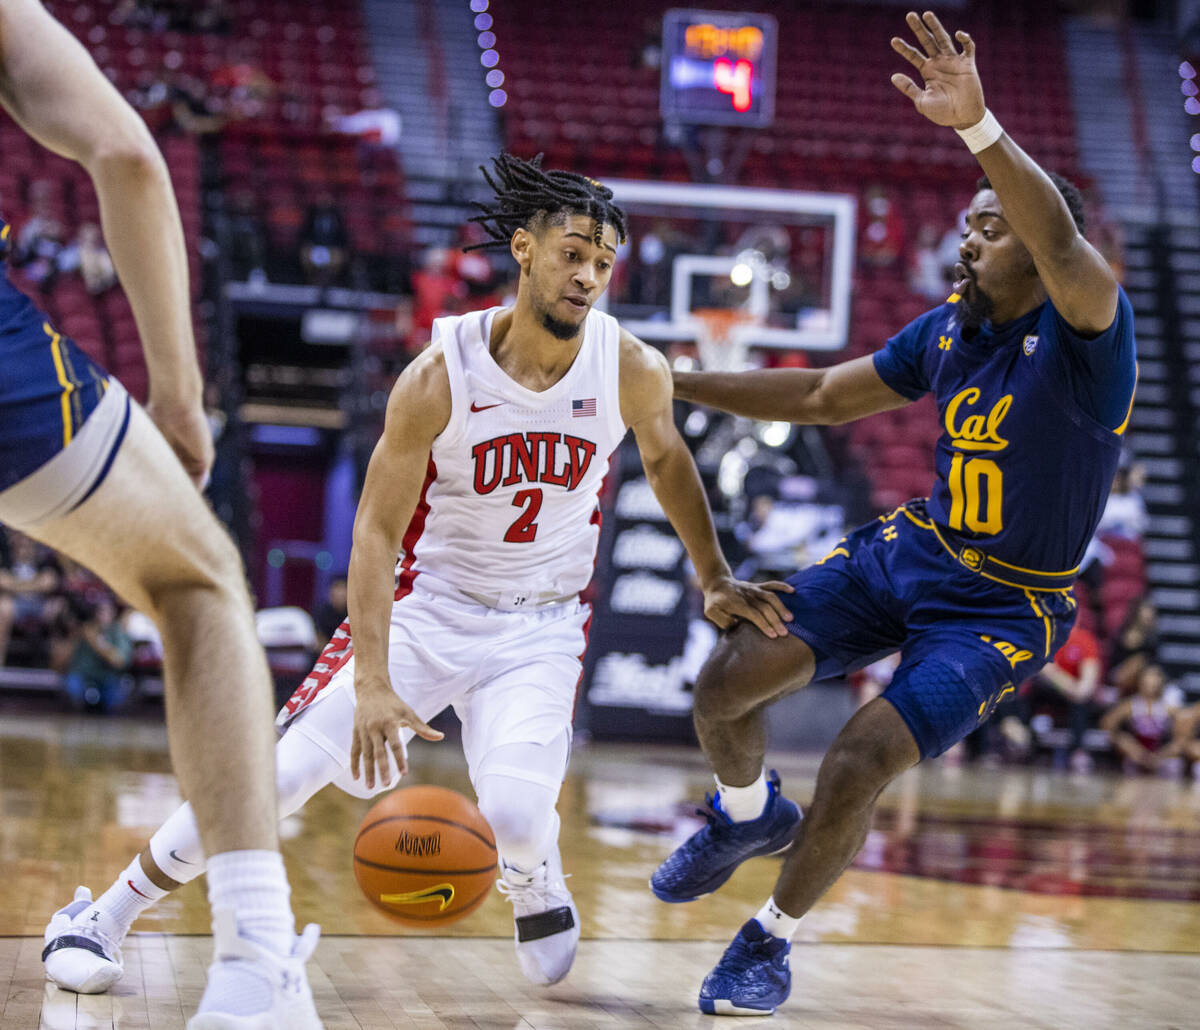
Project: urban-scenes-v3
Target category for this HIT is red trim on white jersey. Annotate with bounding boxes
[278,620,354,723]
[395,455,437,601]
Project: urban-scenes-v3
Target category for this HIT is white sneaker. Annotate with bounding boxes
[186,908,324,1030]
[496,848,580,986]
[42,886,124,994]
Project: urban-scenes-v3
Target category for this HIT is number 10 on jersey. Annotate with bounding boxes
[947,455,1003,534]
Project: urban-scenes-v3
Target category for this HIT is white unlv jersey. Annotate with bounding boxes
[399,306,627,603]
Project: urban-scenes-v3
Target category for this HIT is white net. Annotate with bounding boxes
[692,308,759,372]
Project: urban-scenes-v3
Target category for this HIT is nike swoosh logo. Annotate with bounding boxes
[380,884,455,911]
[169,850,193,865]
[470,402,504,412]
[127,880,151,900]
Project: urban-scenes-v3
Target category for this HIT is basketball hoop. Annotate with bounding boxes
[692,307,758,372]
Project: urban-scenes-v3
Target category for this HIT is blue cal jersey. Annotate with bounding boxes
[0,216,110,491]
[872,289,1137,574]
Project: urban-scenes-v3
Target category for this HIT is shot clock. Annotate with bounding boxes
[660,9,778,128]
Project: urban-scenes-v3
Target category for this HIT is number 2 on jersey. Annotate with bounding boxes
[947,454,1003,534]
[504,488,542,543]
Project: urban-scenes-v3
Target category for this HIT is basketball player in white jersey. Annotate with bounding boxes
[45,152,793,988]
[0,2,321,1027]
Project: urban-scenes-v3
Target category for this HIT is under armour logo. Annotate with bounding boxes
[512,594,528,606]
[90,911,100,922]
[883,525,899,542]
[1022,334,1039,355]
[938,335,953,351]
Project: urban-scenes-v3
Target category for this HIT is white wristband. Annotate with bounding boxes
[955,109,1003,154]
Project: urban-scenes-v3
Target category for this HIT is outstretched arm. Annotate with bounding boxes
[620,332,793,637]
[674,354,911,424]
[890,10,1118,336]
[0,0,208,482]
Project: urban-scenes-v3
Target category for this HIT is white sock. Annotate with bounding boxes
[205,850,296,957]
[716,770,769,822]
[755,896,801,940]
[91,857,168,933]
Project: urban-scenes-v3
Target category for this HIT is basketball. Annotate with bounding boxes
[352,785,498,927]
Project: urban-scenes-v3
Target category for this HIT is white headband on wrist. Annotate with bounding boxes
[955,109,1003,155]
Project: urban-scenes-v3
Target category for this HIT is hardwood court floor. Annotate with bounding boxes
[4,705,1200,1028]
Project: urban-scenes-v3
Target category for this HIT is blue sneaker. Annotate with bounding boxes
[650,770,801,903]
[698,919,791,1016]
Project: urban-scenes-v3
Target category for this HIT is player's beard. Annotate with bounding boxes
[532,280,584,341]
[953,279,996,333]
[540,308,581,341]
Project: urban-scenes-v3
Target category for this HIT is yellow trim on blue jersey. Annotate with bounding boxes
[899,506,934,530]
[980,551,1079,577]
[60,338,84,430]
[1023,590,1054,658]
[44,322,76,448]
[1114,362,1138,436]
[1,223,9,241]
[946,292,961,303]
[929,521,1076,591]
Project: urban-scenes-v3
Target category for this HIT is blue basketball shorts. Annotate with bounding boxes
[0,306,130,528]
[781,500,1077,758]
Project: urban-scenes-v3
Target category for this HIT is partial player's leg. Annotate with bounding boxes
[475,734,577,986]
[652,522,904,906]
[697,695,919,1016]
[43,689,352,994]
[18,400,320,1028]
[456,606,590,988]
[650,625,812,903]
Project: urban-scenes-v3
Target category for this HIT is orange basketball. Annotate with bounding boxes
[353,785,498,927]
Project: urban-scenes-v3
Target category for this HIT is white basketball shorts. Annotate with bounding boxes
[275,574,591,798]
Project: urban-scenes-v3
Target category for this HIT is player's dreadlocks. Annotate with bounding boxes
[465,152,627,253]
[977,172,1086,236]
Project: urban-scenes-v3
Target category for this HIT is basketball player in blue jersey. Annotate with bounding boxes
[650,11,1137,1016]
[0,2,321,1026]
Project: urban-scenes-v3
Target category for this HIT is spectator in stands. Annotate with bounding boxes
[313,576,348,644]
[1108,596,1159,694]
[167,72,227,136]
[1076,460,1143,598]
[909,223,948,302]
[1096,461,1147,539]
[227,190,269,283]
[936,211,967,284]
[412,246,466,332]
[211,41,274,120]
[61,596,134,713]
[858,186,905,270]
[68,223,117,295]
[0,531,62,668]
[1161,699,1200,781]
[298,192,350,287]
[13,180,65,291]
[1101,663,1182,774]
[1024,622,1104,773]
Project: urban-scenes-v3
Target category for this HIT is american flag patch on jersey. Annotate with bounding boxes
[572,398,597,417]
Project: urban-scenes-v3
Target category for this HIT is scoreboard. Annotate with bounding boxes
[660,9,777,128]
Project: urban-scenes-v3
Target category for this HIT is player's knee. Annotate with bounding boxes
[822,734,900,801]
[140,523,249,621]
[693,632,764,722]
[476,784,552,859]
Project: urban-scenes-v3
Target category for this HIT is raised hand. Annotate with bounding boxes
[890,11,986,129]
[702,575,794,639]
